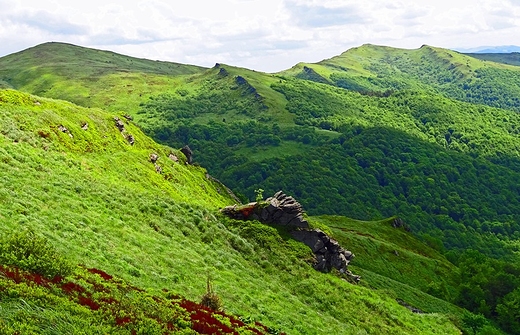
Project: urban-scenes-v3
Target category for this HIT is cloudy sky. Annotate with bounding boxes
[1,0,519,72]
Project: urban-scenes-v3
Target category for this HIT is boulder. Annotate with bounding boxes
[126,134,135,145]
[150,153,159,163]
[169,153,179,162]
[181,145,193,164]
[114,117,125,132]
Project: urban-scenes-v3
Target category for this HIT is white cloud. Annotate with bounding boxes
[0,0,519,72]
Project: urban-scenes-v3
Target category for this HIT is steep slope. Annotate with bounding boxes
[0,42,206,113]
[285,44,520,111]
[3,43,520,332]
[0,88,467,334]
[4,43,520,258]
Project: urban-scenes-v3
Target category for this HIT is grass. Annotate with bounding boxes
[311,215,461,311]
[0,88,469,334]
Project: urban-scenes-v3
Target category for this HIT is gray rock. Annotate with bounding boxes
[150,153,159,163]
[114,117,125,132]
[220,191,359,281]
[181,145,193,164]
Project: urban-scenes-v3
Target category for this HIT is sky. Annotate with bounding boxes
[1,0,519,72]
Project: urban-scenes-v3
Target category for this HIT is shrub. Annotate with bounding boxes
[200,276,223,311]
[0,229,73,278]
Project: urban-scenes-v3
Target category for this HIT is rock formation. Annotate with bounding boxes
[114,117,135,145]
[114,117,125,132]
[181,145,193,164]
[149,153,159,163]
[220,191,360,282]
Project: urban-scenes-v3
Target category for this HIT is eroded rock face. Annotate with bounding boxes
[220,191,309,228]
[261,191,309,228]
[220,191,360,282]
[181,145,193,164]
[290,230,356,276]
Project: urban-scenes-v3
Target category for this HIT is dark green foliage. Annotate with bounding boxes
[465,52,520,67]
[0,229,73,278]
[137,73,267,122]
[495,288,520,334]
[461,312,487,335]
[454,250,520,333]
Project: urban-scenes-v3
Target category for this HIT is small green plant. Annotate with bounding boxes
[254,188,264,202]
[0,229,73,278]
[200,275,223,311]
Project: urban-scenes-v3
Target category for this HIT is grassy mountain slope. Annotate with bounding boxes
[3,43,520,332]
[0,88,468,334]
[0,42,206,114]
[4,43,520,258]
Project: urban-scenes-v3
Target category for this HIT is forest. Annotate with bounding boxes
[133,47,520,333]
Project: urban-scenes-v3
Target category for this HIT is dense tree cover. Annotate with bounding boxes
[136,71,268,127]
[454,250,520,334]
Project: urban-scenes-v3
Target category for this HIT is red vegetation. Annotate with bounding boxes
[177,299,271,335]
[78,295,100,310]
[0,265,55,288]
[61,281,86,294]
[0,265,282,334]
[115,316,132,326]
[88,268,113,281]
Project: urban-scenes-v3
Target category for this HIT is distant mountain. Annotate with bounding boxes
[455,45,520,53]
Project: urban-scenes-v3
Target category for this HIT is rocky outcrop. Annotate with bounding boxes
[169,153,179,162]
[296,66,331,85]
[220,191,360,282]
[235,75,262,100]
[126,134,135,145]
[290,229,359,282]
[114,117,125,132]
[114,117,135,145]
[58,125,73,138]
[181,145,193,164]
[260,191,309,228]
[149,153,159,163]
[220,191,308,228]
[391,217,411,232]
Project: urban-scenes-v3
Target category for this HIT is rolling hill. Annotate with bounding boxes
[2,42,520,333]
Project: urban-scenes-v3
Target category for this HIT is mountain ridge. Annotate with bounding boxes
[2,41,520,333]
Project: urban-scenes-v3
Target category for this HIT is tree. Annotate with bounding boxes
[462,312,487,335]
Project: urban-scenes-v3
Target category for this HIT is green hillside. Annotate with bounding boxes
[465,52,520,67]
[0,42,206,114]
[0,88,474,334]
[3,42,520,333]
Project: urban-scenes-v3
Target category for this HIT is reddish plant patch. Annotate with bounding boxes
[78,295,100,310]
[60,281,86,294]
[115,316,133,326]
[0,265,53,288]
[88,268,113,281]
[0,265,283,334]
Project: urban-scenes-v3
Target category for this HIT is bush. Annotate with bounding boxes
[200,276,223,311]
[0,229,73,278]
